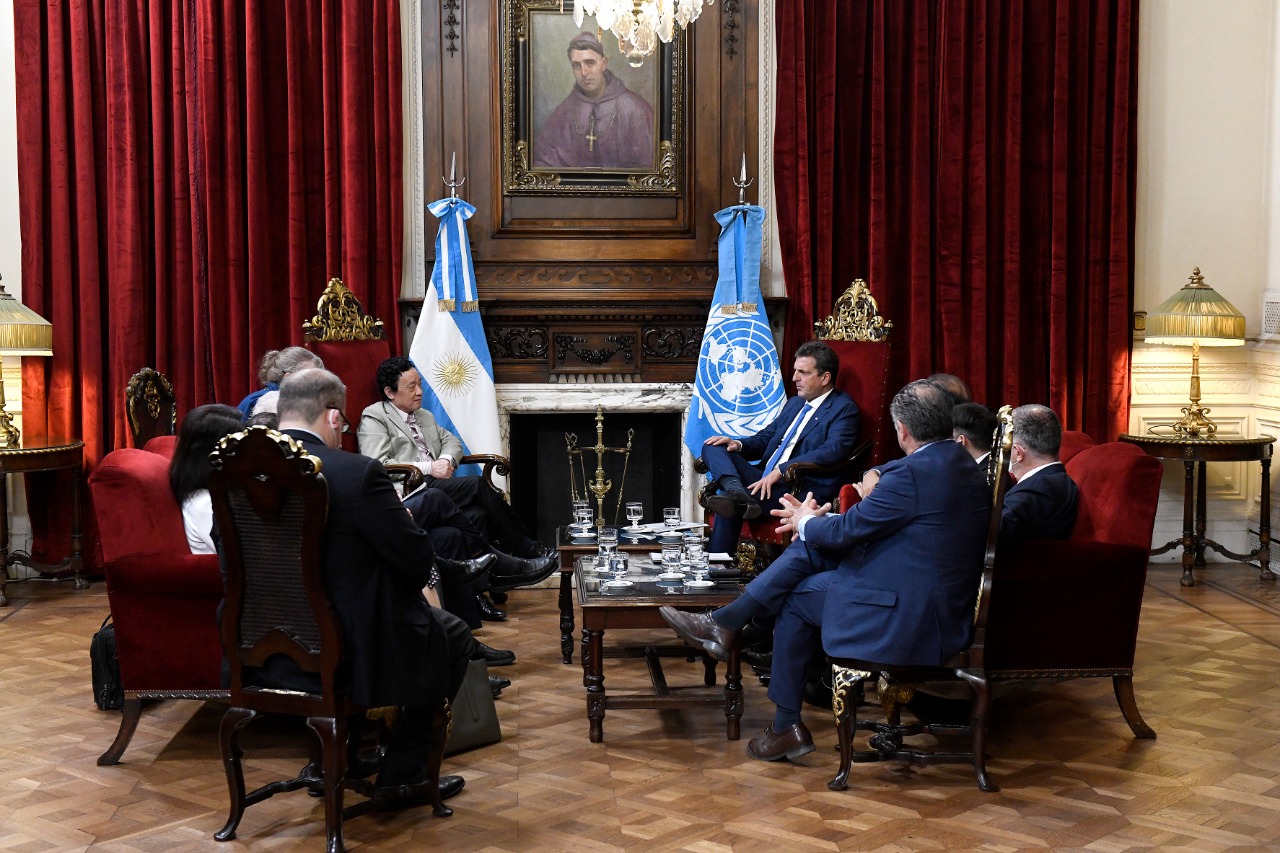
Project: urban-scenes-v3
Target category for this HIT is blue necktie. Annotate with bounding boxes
[763,403,813,474]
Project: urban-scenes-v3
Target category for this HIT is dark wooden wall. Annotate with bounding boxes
[406,0,760,383]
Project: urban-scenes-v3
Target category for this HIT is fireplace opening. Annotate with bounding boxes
[508,412,684,547]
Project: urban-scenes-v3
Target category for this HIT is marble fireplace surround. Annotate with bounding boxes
[495,382,701,522]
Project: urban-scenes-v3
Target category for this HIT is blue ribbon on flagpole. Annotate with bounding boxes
[427,196,478,310]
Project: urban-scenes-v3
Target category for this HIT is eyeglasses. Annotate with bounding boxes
[327,407,351,434]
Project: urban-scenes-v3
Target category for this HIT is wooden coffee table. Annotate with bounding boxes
[554,525,657,663]
[575,556,743,743]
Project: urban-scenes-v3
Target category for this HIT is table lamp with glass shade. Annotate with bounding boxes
[0,274,54,448]
[1144,267,1246,438]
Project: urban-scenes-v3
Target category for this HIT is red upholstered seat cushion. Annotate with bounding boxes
[309,339,392,452]
[90,449,190,561]
[1065,442,1163,548]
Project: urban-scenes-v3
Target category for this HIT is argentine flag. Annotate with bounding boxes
[409,195,503,485]
[683,203,785,458]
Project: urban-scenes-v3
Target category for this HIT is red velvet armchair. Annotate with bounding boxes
[88,446,226,765]
[828,438,1163,793]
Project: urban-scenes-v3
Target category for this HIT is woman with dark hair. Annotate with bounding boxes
[170,404,246,554]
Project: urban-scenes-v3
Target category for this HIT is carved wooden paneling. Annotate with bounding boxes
[415,1,761,382]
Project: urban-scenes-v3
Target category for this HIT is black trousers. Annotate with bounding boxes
[376,607,476,786]
[423,474,532,554]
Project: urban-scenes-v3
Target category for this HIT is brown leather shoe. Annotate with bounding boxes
[659,606,737,662]
[746,722,816,762]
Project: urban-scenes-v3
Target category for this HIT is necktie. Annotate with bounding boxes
[406,414,434,464]
[763,402,813,474]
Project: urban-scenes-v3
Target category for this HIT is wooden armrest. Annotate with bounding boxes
[385,463,425,493]
[461,453,512,494]
[782,438,873,490]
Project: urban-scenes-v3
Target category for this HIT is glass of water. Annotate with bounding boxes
[571,499,590,529]
[598,527,619,560]
[625,501,644,530]
[663,506,681,529]
[661,542,684,575]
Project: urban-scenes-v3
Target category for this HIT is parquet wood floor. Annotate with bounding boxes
[2,561,1279,851]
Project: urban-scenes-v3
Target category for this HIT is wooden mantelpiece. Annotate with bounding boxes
[412,2,760,385]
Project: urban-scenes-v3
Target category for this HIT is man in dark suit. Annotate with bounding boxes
[952,401,998,468]
[1001,403,1079,546]
[671,380,989,761]
[277,368,474,800]
[700,340,860,555]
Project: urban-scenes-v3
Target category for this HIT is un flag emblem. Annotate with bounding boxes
[692,314,785,436]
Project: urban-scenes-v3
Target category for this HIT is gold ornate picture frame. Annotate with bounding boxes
[501,0,685,196]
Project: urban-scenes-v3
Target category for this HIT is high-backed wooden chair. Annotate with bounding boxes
[208,427,451,852]
[303,277,508,492]
[697,279,893,573]
[125,367,177,448]
[828,428,1163,793]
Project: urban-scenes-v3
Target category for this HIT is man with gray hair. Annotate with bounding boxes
[1001,403,1079,546]
[533,30,655,169]
[276,368,475,804]
[665,380,989,762]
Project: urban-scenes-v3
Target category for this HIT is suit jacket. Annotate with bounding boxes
[737,390,861,503]
[357,400,464,467]
[804,439,990,665]
[283,429,448,708]
[1001,463,1079,546]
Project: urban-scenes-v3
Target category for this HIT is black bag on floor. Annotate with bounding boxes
[444,659,501,756]
[90,616,123,711]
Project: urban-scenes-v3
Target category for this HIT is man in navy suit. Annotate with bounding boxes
[700,341,860,555]
[674,380,989,761]
[1001,404,1078,546]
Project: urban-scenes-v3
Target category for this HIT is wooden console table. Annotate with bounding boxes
[0,439,87,605]
[1119,433,1274,587]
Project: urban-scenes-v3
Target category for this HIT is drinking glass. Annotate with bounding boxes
[598,527,619,559]
[625,501,644,530]
[574,504,595,533]
[571,499,590,529]
[661,542,684,574]
[690,553,710,584]
[682,529,703,559]
[663,506,681,529]
[609,554,630,587]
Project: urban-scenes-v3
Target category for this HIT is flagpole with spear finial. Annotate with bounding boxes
[730,153,757,314]
[443,151,465,199]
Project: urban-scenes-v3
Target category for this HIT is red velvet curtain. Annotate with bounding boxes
[775,0,1137,441]
[15,0,402,562]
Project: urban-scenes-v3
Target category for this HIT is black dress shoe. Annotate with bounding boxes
[471,641,516,667]
[746,722,816,762]
[514,541,556,560]
[375,774,466,810]
[658,606,738,662]
[477,593,507,622]
[704,487,763,521]
[489,674,511,697]
[436,553,496,586]
[489,552,559,591]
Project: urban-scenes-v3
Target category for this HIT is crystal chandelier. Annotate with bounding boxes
[570,1,714,65]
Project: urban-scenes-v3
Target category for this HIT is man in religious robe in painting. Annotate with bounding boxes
[534,31,655,170]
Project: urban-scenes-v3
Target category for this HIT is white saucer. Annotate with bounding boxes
[602,579,634,588]
[657,571,686,581]
[683,579,715,588]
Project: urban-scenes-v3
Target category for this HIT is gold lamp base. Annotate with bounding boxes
[1170,339,1216,439]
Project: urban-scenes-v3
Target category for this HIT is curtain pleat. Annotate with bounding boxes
[775,0,1137,442]
[15,0,403,565]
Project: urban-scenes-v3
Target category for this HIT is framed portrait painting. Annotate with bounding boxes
[501,0,686,195]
